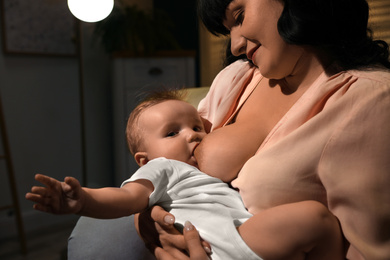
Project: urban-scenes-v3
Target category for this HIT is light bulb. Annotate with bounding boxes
[68,0,114,23]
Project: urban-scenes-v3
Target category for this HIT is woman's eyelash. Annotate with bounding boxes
[235,10,244,25]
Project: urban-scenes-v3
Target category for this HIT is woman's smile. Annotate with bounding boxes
[247,45,260,63]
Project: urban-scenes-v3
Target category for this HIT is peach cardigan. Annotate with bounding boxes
[198,60,390,260]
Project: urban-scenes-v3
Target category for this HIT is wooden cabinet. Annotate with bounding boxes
[112,55,196,184]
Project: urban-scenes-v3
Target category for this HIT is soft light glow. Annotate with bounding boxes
[68,0,114,23]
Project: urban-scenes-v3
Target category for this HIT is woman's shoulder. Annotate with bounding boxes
[330,68,390,110]
[198,60,261,125]
[315,68,390,114]
[322,68,390,100]
[345,67,390,88]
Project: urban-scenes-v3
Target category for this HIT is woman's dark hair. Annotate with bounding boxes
[197,0,231,36]
[278,0,390,70]
[198,0,390,70]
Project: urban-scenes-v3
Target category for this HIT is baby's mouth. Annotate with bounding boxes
[192,143,200,156]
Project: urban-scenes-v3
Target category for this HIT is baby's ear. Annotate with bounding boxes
[134,152,148,166]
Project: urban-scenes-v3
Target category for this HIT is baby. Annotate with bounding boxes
[26,90,344,260]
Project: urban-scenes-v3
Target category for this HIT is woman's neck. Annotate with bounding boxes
[278,50,332,95]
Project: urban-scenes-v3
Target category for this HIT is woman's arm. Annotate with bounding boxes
[238,201,344,260]
[320,83,390,259]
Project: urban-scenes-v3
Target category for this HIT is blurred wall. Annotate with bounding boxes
[0,13,113,239]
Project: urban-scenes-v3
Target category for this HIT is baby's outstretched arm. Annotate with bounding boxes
[26,174,154,219]
[26,174,84,215]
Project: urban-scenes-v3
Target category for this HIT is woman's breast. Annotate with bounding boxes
[195,85,280,181]
[196,79,307,182]
[194,119,267,182]
[231,118,328,214]
[233,154,327,214]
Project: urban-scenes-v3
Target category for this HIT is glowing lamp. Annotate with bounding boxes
[68,0,114,23]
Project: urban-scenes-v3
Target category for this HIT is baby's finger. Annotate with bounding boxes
[25,192,43,204]
[26,191,54,205]
[63,176,81,194]
[35,174,59,189]
[30,186,48,196]
[183,221,210,260]
[64,176,80,187]
[33,203,53,214]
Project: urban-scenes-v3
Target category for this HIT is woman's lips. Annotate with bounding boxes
[247,45,261,65]
[247,46,259,60]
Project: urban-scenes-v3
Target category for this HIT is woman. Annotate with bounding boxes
[69,0,390,259]
[138,0,390,259]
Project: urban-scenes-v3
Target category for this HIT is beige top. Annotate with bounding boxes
[198,60,390,260]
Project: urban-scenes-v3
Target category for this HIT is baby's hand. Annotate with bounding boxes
[25,174,84,215]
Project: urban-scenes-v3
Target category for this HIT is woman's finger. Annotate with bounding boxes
[150,206,188,250]
[153,246,173,260]
[183,221,211,260]
[135,209,161,247]
[150,205,175,226]
[136,206,199,259]
[154,246,190,260]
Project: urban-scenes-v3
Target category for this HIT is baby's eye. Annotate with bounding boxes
[193,126,203,132]
[166,131,178,137]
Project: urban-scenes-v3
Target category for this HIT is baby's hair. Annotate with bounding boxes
[126,89,187,155]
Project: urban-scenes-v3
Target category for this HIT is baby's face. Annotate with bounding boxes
[138,100,206,167]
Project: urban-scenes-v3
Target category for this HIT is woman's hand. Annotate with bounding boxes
[134,206,212,259]
[181,221,212,260]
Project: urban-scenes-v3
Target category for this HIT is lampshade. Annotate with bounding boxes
[68,0,114,23]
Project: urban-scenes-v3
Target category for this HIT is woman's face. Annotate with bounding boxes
[223,0,304,80]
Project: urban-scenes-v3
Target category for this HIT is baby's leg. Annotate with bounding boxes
[237,200,345,260]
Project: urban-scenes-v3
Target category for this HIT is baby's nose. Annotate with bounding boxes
[187,131,203,142]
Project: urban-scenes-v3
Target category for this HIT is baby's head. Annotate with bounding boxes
[126,90,206,167]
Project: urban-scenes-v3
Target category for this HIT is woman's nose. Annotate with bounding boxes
[230,26,246,57]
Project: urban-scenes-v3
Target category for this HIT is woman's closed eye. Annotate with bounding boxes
[234,10,245,26]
